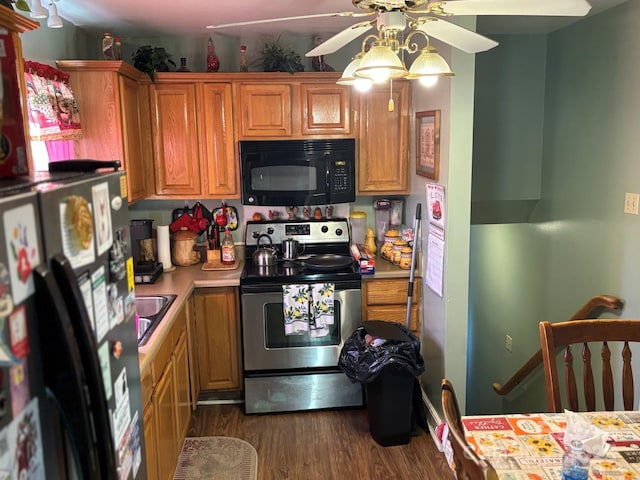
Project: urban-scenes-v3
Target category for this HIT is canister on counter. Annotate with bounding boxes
[399,246,413,269]
[391,239,408,265]
[349,211,367,245]
[380,230,400,260]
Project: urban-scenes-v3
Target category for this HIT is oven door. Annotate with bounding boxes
[241,286,361,371]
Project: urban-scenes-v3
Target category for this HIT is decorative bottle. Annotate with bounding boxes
[113,37,122,60]
[206,37,220,72]
[221,228,235,265]
[102,32,114,59]
[177,57,190,72]
[240,45,248,72]
[561,440,589,480]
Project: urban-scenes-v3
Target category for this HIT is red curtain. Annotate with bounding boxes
[23,61,82,141]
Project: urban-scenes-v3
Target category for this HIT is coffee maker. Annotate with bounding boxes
[130,219,163,284]
[373,198,405,243]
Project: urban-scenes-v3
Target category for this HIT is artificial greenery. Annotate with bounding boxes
[0,0,30,12]
[259,36,304,74]
[131,45,176,81]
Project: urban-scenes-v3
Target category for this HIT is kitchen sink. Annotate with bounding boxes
[135,294,176,346]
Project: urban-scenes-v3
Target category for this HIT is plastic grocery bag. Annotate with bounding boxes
[338,321,425,384]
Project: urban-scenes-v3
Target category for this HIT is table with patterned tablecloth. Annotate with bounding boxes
[458,411,640,479]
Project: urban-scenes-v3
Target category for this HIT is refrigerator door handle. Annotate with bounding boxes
[33,265,102,479]
[50,254,118,480]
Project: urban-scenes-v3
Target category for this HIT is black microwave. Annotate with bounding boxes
[239,139,356,206]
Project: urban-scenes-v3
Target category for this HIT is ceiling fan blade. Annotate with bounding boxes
[305,20,375,57]
[207,11,370,30]
[432,0,592,17]
[417,17,498,53]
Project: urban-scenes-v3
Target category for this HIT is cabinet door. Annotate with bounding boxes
[119,74,147,202]
[200,83,238,197]
[301,84,351,135]
[153,360,178,480]
[193,288,241,391]
[357,81,411,194]
[237,84,292,137]
[173,330,191,441]
[151,83,201,196]
[143,403,158,480]
[362,278,422,334]
[186,296,200,410]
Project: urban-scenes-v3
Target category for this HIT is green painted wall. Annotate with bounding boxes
[20,17,87,63]
[468,0,639,415]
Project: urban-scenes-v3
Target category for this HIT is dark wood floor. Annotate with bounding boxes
[186,404,453,479]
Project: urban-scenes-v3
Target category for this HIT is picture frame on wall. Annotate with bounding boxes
[416,110,441,181]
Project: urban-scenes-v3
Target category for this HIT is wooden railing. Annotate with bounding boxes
[492,295,624,396]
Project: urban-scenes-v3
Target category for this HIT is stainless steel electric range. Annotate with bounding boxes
[240,218,364,414]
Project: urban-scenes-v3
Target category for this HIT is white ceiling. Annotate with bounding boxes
[53,0,627,39]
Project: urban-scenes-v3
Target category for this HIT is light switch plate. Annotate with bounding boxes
[624,193,639,215]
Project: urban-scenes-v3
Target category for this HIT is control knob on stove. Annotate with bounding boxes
[336,228,343,236]
[267,227,274,234]
[321,225,328,233]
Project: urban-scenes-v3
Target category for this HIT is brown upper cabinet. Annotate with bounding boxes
[234,72,352,139]
[356,81,411,195]
[56,61,152,203]
[149,75,238,199]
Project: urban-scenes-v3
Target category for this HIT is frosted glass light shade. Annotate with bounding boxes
[29,0,47,18]
[47,3,63,28]
[337,55,373,91]
[406,47,455,86]
[354,44,407,83]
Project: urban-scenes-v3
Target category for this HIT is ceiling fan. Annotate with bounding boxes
[208,0,592,57]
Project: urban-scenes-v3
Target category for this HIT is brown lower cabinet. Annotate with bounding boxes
[361,277,422,336]
[192,287,242,391]
[141,287,242,478]
[142,302,192,479]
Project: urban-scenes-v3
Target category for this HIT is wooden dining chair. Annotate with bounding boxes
[441,379,499,480]
[539,319,640,413]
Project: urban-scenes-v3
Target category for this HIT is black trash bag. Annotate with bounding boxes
[338,321,425,384]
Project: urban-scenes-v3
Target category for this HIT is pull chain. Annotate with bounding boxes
[388,79,395,112]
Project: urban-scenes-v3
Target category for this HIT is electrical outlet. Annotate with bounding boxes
[505,335,513,352]
[624,193,639,215]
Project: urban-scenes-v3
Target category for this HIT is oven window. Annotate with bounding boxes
[250,165,317,192]
[264,300,341,348]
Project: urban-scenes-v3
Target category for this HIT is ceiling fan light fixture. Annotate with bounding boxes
[29,0,48,18]
[355,44,407,83]
[47,2,63,28]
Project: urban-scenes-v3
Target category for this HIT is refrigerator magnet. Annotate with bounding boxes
[8,306,29,359]
[3,204,40,305]
[91,183,113,256]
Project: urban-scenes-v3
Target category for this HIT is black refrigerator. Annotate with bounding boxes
[0,170,145,479]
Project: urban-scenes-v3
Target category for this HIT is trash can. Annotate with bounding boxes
[338,320,425,446]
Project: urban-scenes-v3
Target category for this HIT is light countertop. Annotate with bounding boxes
[136,261,243,373]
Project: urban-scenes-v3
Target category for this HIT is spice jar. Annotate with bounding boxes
[399,246,413,269]
[380,230,399,261]
[391,239,408,265]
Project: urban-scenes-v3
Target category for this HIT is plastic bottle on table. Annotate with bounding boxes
[561,440,589,480]
[221,228,235,265]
